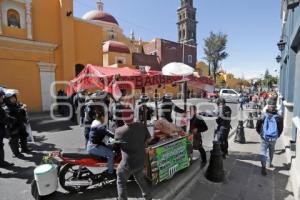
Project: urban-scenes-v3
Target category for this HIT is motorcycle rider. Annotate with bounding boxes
[215,98,232,159]
[86,106,115,177]
[0,88,14,167]
[5,91,30,157]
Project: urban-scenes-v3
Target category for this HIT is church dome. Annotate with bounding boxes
[103,40,130,54]
[82,10,119,25]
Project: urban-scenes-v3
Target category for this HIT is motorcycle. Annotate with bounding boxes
[50,147,122,193]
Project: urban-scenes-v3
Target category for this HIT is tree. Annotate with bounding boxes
[203,32,229,82]
[262,69,278,91]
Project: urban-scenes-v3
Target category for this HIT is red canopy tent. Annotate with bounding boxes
[66,64,214,96]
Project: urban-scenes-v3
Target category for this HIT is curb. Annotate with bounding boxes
[163,120,246,200]
[161,160,202,200]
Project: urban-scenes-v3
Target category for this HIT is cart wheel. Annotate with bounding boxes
[31,180,41,200]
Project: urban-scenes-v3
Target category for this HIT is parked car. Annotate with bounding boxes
[219,88,240,103]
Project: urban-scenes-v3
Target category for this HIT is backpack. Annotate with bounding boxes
[263,114,278,140]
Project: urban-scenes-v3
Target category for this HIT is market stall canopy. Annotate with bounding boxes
[162,62,195,76]
[67,64,215,96]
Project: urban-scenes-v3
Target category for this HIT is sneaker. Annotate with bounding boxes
[261,167,267,176]
[201,161,207,168]
[21,148,32,153]
[103,171,116,180]
[267,163,274,168]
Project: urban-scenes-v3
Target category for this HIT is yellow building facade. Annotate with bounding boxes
[0,0,142,111]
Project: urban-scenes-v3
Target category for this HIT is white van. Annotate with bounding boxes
[219,89,240,103]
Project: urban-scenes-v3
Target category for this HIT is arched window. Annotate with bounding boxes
[182,29,186,38]
[7,9,20,28]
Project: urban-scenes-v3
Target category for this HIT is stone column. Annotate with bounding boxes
[38,62,56,111]
[25,0,32,40]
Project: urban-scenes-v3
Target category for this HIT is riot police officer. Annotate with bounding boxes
[215,98,232,159]
[5,92,30,157]
[160,94,185,123]
[0,88,14,167]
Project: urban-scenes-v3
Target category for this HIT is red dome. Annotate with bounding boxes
[83,10,119,25]
[103,40,130,54]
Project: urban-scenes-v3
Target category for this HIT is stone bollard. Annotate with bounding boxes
[246,112,254,129]
[205,141,225,183]
[234,120,246,144]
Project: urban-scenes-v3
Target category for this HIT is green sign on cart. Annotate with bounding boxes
[155,137,190,182]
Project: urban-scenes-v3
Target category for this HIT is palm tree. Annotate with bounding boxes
[204,32,229,82]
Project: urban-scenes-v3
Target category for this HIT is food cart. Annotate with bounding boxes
[67,64,213,183]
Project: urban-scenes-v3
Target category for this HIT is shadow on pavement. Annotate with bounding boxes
[30,118,78,133]
[181,151,293,200]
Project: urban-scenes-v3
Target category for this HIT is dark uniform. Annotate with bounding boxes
[0,100,10,166]
[216,101,232,158]
[6,99,29,156]
[160,97,185,123]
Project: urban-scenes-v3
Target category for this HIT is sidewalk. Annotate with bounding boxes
[173,122,295,200]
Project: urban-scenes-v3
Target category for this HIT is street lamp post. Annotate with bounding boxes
[181,39,196,113]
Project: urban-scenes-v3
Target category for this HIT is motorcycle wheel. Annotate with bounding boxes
[59,164,89,193]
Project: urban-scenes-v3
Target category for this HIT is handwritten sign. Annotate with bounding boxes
[153,137,190,182]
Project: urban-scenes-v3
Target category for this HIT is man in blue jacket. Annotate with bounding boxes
[256,99,283,176]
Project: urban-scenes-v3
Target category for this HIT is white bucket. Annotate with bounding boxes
[34,164,58,196]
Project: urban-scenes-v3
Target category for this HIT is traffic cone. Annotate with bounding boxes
[205,141,225,182]
[234,120,246,144]
[246,112,254,129]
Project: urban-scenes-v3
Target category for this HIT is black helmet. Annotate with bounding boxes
[138,95,149,105]
[217,98,226,105]
[0,87,5,97]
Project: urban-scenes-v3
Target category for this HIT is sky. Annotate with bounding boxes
[74,0,281,79]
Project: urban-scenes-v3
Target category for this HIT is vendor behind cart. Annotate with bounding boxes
[160,93,185,123]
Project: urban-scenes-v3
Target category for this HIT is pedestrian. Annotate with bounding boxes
[238,95,244,110]
[160,93,185,123]
[215,98,232,159]
[0,88,14,168]
[86,106,115,177]
[189,105,208,167]
[256,99,283,176]
[114,112,152,200]
[5,91,30,157]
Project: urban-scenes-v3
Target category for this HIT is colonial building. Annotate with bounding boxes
[278,1,300,199]
[0,0,142,111]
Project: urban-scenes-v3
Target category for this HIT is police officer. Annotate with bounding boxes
[0,88,14,167]
[5,92,30,157]
[215,98,232,159]
[160,94,185,123]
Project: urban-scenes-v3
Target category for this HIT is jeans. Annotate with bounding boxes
[260,138,276,167]
[117,166,152,200]
[216,126,230,155]
[87,142,114,173]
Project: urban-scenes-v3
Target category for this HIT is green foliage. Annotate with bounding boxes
[203,32,229,81]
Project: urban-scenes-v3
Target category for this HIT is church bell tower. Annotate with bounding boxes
[177,0,197,46]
